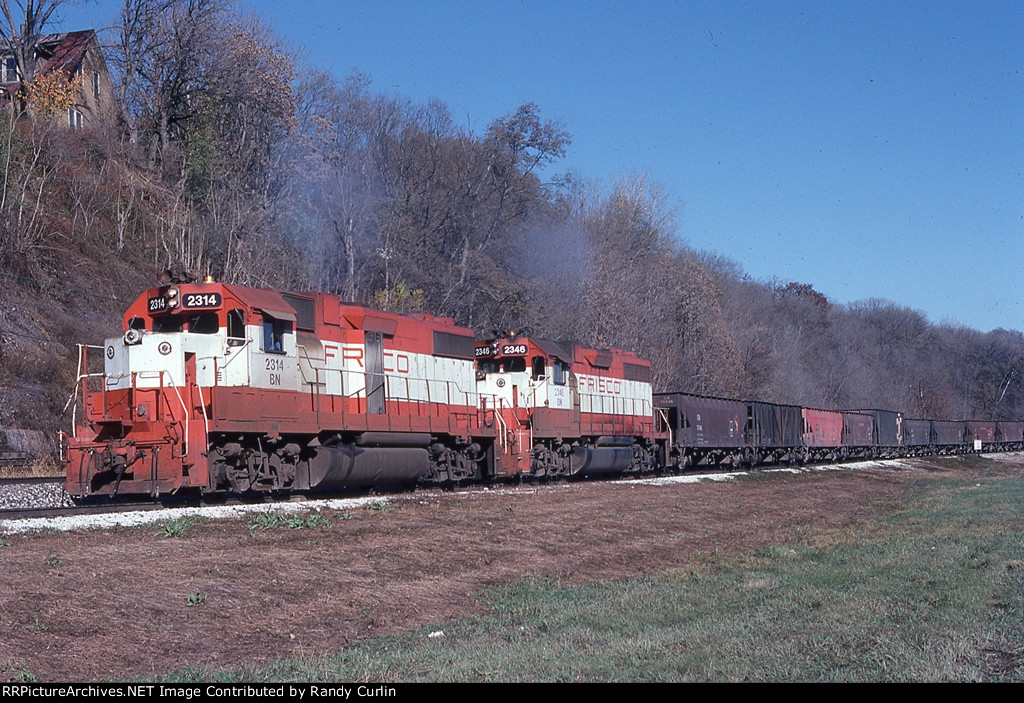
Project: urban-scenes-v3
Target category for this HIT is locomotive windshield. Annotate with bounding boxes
[153,316,183,333]
[478,357,526,374]
[151,312,218,334]
[187,312,219,334]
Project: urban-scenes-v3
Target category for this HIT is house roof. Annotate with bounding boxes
[1,29,96,85]
[36,30,94,73]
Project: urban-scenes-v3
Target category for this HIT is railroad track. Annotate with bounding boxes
[3,451,1013,530]
[0,475,64,486]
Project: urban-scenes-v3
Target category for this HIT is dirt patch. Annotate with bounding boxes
[1,456,1019,681]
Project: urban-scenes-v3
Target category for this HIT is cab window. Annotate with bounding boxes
[531,356,546,381]
[262,316,291,353]
[478,357,526,374]
[187,312,219,334]
[227,309,246,345]
[153,316,182,333]
[553,360,569,386]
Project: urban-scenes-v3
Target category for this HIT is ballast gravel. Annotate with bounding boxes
[0,480,74,510]
[2,452,1018,535]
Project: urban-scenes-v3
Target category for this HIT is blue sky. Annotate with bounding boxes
[56,0,1023,333]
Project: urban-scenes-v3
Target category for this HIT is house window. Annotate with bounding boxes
[68,108,83,129]
[92,72,99,100]
[1,58,17,83]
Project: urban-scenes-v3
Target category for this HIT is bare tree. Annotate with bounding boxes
[107,0,228,169]
[0,0,64,106]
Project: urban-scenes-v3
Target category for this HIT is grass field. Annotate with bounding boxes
[144,471,1024,682]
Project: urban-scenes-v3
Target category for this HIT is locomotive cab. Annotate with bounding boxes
[104,283,301,395]
[475,340,575,418]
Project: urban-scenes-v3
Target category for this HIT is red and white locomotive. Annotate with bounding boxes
[67,280,492,496]
[475,338,661,478]
[65,281,664,497]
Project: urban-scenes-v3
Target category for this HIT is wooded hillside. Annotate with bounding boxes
[0,0,1020,434]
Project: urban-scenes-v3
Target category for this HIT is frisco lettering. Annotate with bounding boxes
[579,374,623,395]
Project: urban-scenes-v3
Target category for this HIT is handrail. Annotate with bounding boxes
[657,407,672,447]
[491,403,509,453]
[134,370,190,457]
[218,338,251,370]
[68,344,105,438]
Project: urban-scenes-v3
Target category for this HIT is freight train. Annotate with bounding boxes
[63,280,1023,497]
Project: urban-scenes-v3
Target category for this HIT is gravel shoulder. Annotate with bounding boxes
[1,454,1021,682]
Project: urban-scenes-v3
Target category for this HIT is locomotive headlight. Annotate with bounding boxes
[167,286,179,298]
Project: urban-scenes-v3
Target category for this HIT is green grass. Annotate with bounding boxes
[247,510,332,537]
[154,516,201,538]
[1,659,38,682]
[152,473,1024,682]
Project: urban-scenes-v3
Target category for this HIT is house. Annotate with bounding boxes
[0,29,114,129]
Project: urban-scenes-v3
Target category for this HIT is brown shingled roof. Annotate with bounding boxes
[0,29,95,83]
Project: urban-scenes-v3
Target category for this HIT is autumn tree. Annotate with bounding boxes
[25,67,82,117]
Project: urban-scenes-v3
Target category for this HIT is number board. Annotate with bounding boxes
[148,296,168,313]
[501,344,528,356]
[183,292,222,309]
[475,346,495,358]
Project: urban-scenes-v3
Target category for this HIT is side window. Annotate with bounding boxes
[262,316,290,353]
[227,309,245,345]
[552,360,568,386]
[531,356,546,381]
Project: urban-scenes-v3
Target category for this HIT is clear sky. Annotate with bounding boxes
[55,0,1023,333]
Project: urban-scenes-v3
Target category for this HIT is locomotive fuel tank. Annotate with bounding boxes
[303,433,432,489]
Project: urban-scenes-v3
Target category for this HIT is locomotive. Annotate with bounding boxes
[64,281,659,497]
[64,281,1023,498]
